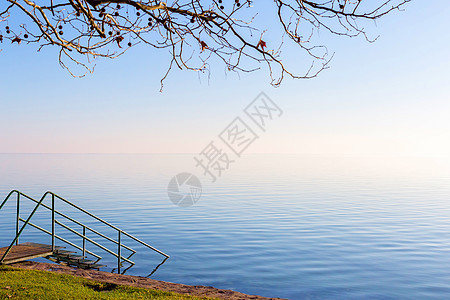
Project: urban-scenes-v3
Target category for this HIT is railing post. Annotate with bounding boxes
[16,193,20,245]
[118,231,121,274]
[51,194,55,252]
[82,226,86,257]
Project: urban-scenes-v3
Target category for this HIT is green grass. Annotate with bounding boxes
[0,265,217,299]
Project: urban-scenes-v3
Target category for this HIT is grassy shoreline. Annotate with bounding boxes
[0,265,217,299]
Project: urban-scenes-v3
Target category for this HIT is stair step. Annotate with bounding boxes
[50,254,84,261]
[67,254,84,259]
[54,250,76,255]
[84,263,106,269]
[77,259,97,265]
[46,256,106,269]
[56,253,84,259]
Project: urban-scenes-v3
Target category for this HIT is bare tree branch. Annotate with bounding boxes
[0,0,410,89]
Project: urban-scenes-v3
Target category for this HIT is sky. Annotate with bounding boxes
[0,1,449,157]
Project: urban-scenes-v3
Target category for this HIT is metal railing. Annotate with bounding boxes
[0,190,169,273]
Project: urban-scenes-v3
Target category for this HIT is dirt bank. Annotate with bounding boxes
[12,261,286,300]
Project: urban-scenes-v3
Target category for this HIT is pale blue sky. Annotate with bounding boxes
[0,1,449,156]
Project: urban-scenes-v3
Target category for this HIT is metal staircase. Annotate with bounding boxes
[0,190,169,273]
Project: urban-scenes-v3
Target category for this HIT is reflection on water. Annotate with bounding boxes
[146,257,169,277]
[110,257,168,276]
[1,154,450,299]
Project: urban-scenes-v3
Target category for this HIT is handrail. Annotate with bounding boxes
[0,190,169,273]
[24,191,168,258]
[55,220,135,265]
[0,193,46,263]
[19,218,102,260]
[1,191,135,256]
[50,192,169,258]
[20,194,136,254]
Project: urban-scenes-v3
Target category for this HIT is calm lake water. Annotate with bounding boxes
[1,154,450,299]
